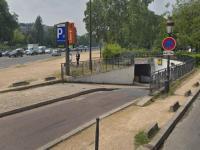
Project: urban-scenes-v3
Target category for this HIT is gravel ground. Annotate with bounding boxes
[0,51,100,89]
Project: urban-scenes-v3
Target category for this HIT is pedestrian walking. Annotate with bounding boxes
[76,51,80,67]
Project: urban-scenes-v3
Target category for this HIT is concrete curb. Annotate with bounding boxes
[143,87,200,150]
[0,88,116,119]
[0,80,62,94]
[38,96,146,150]
[134,96,153,107]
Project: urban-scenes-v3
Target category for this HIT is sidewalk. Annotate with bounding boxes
[0,83,136,114]
[51,69,200,150]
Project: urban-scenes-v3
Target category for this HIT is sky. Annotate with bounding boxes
[7,0,176,35]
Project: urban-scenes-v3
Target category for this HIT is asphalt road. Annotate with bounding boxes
[0,54,58,69]
[162,93,200,150]
[0,88,148,150]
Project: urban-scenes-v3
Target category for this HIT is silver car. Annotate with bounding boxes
[52,50,61,56]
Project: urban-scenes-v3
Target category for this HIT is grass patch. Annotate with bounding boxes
[169,68,197,95]
[151,68,198,100]
[134,131,150,148]
[169,80,181,95]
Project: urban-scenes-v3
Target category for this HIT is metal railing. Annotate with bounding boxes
[150,58,195,94]
[61,57,134,78]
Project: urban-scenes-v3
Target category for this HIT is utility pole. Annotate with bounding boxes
[89,0,93,72]
[165,17,175,93]
[65,22,70,76]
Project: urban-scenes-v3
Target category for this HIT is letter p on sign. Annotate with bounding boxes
[56,23,66,43]
[57,28,63,39]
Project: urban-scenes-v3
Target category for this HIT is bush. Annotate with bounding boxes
[0,43,10,50]
[102,43,124,58]
[176,52,200,66]
[134,131,149,148]
[0,43,25,51]
[191,54,200,66]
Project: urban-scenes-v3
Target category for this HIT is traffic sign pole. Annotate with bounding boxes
[65,22,70,76]
[166,55,170,93]
[162,37,177,93]
[56,22,77,76]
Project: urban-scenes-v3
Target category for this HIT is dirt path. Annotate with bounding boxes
[0,51,100,89]
[52,69,200,150]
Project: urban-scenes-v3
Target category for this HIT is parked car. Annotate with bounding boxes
[2,51,9,57]
[38,46,46,54]
[8,49,23,58]
[37,49,43,54]
[0,51,2,57]
[77,45,84,52]
[25,49,38,55]
[45,49,52,54]
[61,48,66,52]
[52,50,61,56]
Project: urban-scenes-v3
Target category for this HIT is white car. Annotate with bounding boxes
[25,49,38,55]
[45,49,51,54]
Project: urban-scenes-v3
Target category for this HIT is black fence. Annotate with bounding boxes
[150,58,195,94]
[61,57,134,78]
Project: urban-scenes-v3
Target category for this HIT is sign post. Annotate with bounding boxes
[56,22,77,76]
[162,37,177,93]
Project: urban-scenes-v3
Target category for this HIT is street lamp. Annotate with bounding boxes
[89,0,93,72]
[166,17,174,36]
[165,17,175,93]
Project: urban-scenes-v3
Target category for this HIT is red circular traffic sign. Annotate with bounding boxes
[162,37,176,51]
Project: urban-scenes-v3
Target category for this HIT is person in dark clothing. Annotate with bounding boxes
[76,51,80,66]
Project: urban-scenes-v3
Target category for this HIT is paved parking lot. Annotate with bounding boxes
[0,49,99,69]
[0,54,60,69]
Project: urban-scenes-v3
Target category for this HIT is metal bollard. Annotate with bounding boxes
[95,118,100,150]
[61,64,64,82]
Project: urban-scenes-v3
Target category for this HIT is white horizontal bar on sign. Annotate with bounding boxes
[163,51,174,56]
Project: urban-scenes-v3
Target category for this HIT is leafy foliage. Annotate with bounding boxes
[13,29,25,44]
[176,52,200,66]
[102,43,124,58]
[0,0,18,42]
[173,0,200,51]
[84,0,161,49]
[32,16,44,45]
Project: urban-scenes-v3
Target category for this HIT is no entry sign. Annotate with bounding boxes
[162,37,176,51]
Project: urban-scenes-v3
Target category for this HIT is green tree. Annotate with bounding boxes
[44,27,56,47]
[32,16,44,45]
[13,29,25,44]
[0,0,18,42]
[84,0,161,50]
[84,0,107,43]
[77,34,89,46]
[173,0,200,51]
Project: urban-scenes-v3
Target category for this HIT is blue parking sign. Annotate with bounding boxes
[57,23,67,46]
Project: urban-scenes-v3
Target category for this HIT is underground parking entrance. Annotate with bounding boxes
[134,64,151,83]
